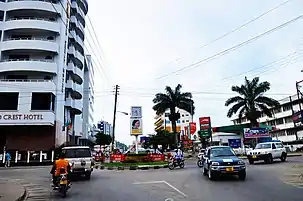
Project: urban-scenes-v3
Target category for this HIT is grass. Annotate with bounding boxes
[103,161,167,167]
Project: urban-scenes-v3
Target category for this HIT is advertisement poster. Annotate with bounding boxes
[244,128,269,138]
[189,122,196,135]
[130,118,143,135]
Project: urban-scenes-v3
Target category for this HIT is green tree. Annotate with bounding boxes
[95,132,112,146]
[225,77,280,127]
[145,130,175,152]
[153,84,195,144]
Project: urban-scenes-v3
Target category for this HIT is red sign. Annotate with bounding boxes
[199,117,211,130]
[189,122,196,134]
[148,154,165,162]
[110,154,125,162]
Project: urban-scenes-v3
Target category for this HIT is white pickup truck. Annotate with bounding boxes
[246,142,287,164]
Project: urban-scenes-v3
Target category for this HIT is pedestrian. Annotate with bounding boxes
[5,152,11,168]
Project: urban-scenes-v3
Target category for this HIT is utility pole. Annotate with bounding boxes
[111,85,120,152]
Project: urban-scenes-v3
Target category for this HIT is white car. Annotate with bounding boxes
[246,142,287,164]
[62,146,94,180]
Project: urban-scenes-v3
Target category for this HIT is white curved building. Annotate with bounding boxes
[0,0,92,152]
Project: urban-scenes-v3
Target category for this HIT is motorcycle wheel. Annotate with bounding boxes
[179,162,185,168]
[197,160,203,168]
[60,185,67,198]
[168,163,175,170]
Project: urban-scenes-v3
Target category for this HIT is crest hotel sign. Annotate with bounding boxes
[0,112,55,125]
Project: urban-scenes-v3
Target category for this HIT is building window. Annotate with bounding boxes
[31,92,55,111]
[274,107,281,114]
[182,114,184,117]
[165,113,169,117]
[282,104,292,112]
[284,117,293,123]
[182,120,185,123]
[275,118,284,125]
[186,114,189,116]
[286,130,296,136]
[186,120,189,122]
[0,92,19,110]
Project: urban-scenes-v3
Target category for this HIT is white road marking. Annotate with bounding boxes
[165,198,174,201]
[133,180,187,197]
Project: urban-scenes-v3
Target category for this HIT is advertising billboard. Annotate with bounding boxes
[130,118,143,135]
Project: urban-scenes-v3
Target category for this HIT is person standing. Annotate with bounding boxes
[5,152,11,168]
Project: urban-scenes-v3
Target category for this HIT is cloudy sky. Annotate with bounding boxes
[84,0,303,145]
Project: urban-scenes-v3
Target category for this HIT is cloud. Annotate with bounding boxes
[86,0,303,144]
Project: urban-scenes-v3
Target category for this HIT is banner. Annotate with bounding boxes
[244,128,269,138]
[130,118,143,135]
[189,122,196,135]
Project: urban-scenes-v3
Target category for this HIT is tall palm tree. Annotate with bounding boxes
[225,77,280,127]
[153,84,195,144]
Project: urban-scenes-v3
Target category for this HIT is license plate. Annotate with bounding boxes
[60,180,67,185]
[252,155,257,158]
[226,167,234,172]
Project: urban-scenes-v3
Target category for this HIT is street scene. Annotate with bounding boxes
[0,157,302,201]
[1,0,303,201]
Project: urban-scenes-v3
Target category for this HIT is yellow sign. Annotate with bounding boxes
[131,118,143,135]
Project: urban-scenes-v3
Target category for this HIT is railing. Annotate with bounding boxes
[0,59,54,63]
[6,17,57,22]
[3,37,55,41]
[0,79,54,82]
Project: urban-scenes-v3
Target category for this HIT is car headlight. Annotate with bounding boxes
[238,160,245,165]
[211,162,220,166]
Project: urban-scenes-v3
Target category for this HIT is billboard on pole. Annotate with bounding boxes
[130,118,143,135]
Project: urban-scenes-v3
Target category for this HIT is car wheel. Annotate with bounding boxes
[238,171,246,181]
[197,160,203,168]
[267,154,273,164]
[208,166,216,180]
[85,172,91,180]
[248,160,254,165]
[280,153,287,162]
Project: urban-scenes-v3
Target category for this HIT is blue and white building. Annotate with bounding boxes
[0,0,93,151]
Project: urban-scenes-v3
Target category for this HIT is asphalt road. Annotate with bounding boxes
[0,157,302,201]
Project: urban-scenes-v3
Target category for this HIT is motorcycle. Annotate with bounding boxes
[53,164,72,198]
[197,149,206,168]
[168,156,185,170]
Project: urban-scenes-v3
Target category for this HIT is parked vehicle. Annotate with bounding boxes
[202,146,246,181]
[246,141,287,164]
[168,156,185,170]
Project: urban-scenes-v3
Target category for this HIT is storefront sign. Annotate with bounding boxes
[0,114,43,120]
[110,154,125,162]
[244,128,269,138]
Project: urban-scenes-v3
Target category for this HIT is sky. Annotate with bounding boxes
[84,0,303,145]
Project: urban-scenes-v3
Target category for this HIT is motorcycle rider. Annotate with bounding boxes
[174,148,184,163]
[50,152,71,188]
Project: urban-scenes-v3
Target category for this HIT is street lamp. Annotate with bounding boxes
[111,110,128,152]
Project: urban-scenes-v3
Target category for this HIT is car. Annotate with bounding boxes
[61,146,94,180]
[246,141,287,164]
[202,146,246,181]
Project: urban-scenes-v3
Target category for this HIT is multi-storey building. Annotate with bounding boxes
[231,94,303,142]
[80,55,94,145]
[0,0,91,151]
[154,108,193,136]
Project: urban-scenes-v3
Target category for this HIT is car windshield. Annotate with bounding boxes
[255,143,271,149]
[210,147,236,157]
[62,148,91,158]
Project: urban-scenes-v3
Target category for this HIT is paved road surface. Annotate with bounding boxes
[0,157,302,201]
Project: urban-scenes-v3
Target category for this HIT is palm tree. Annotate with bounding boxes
[152,84,195,144]
[225,77,280,127]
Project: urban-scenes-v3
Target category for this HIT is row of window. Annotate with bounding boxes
[0,92,55,111]
[273,130,297,137]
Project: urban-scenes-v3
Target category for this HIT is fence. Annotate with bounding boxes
[0,150,55,167]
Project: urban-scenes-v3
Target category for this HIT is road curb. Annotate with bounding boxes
[99,165,168,171]
[16,188,27,201]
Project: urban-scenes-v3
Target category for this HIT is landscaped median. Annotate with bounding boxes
[95,161,168,171]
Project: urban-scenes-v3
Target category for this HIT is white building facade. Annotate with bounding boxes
[154,108,196,138]
[0,0,90,151]
[231,94,303,142]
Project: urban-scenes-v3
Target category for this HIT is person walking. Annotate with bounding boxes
[5,152,11,168]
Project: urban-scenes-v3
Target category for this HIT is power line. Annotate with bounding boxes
[162,0,294,68]
[156,14,303,79]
